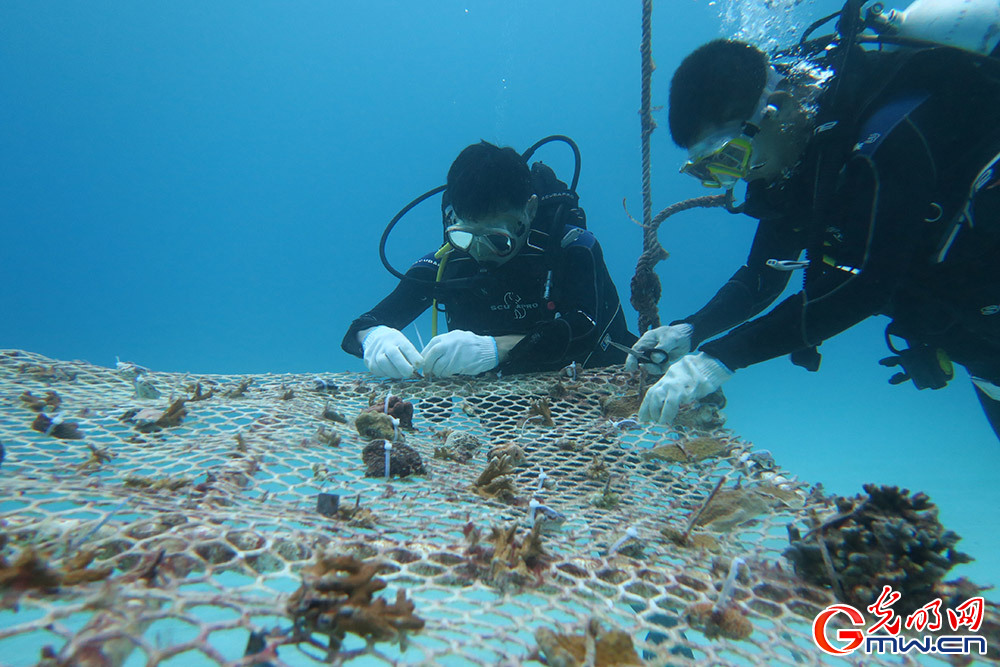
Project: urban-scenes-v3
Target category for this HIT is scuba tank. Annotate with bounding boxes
[865,0,1000,56]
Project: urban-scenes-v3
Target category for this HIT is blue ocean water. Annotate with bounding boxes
[2,0,997,612]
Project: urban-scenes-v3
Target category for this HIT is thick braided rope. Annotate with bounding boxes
[631,194,729,333]
[631,1,734,333]
[634,0,660,334]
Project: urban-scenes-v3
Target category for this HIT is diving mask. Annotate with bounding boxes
[444,205,530,264]
[681,67,784,189]
[680,127,755,189]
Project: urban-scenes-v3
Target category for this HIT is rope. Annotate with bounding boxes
[631,194,731,333]
[640,0,654,233]
[634,0,661,335]
[630,0,731,333]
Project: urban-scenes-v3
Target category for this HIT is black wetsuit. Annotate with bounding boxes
[677,47,1000,436]
[343,167,636,374]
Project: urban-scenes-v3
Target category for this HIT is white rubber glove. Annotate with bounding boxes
[625,323,694,374]
[362,326,423,379]
[422,330,498,378]
[638,351,733,424]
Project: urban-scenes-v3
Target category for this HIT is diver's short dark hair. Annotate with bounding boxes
[668,39,770,149]
[446,141,533,220]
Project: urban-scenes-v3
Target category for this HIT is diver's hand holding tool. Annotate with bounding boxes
[638,351,733,424]
[422,329,498,378]
[362,326,423,379]
[624,323,694,375]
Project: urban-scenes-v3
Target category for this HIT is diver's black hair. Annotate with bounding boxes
[668,39,770,149]
[446,141,533,220]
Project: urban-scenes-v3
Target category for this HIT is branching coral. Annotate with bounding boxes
[0,547,113,606]
[287,553,424,650]
[472,444,524,503]
[186,381,215,402]
[784,484,973,616]
[462,522,549,591]
[525,397,555,427]
[20,391,61,413]
[224,377,253,398]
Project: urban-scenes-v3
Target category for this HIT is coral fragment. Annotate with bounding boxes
[287,553,424,649]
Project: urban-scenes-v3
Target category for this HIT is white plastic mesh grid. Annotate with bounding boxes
[0,349,996,666]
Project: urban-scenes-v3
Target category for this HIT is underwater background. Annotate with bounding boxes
[2,0,998,598]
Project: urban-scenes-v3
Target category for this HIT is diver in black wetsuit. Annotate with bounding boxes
[630,35,1000,438]
[343,141,636,378]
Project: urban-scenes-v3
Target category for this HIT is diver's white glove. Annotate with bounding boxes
[638,351,733,424]
[362,326,423,379]
[422,330,498,378]
[625,323,694,374]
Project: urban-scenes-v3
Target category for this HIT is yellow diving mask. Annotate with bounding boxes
[680,127,755,189]
[680,67,784,189]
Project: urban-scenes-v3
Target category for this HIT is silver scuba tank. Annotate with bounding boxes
[866,0,1000,55]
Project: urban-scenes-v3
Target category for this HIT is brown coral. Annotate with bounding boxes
[20,391,61,413]
[187,382,215,401]
[0,549,62,595]
[321,403,347,423]
[599,393,640,420]
[535,618,644,666]
[642,436,727,463]
[585,456,610,482]
[433,430,481,463]
[0,548,113,602]
[119,398,187,433]
[354,411,398,441]
[124,475,191,492]
[463,522,549,591]
[473,445,524,503]
[486,442,525,465]
[367,394,414,429]
[287,553,424,649]
[77,444,115,472]
[524,397,555,427]
[314,425,341,447]
[361,439,425,478]
[60,550,115,586]
[224,377,253,398]
[31,413,83,440]
[784,484,973,616]
[685,601,753,641]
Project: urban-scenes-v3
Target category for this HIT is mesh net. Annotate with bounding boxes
[1,349,996,666]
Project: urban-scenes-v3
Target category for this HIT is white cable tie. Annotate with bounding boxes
[607,525,639,557]
[383,441,393,480]
[714,557,746,612]
[44,412,64,436]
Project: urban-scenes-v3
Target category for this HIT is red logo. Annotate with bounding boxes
[812,586,987,657]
